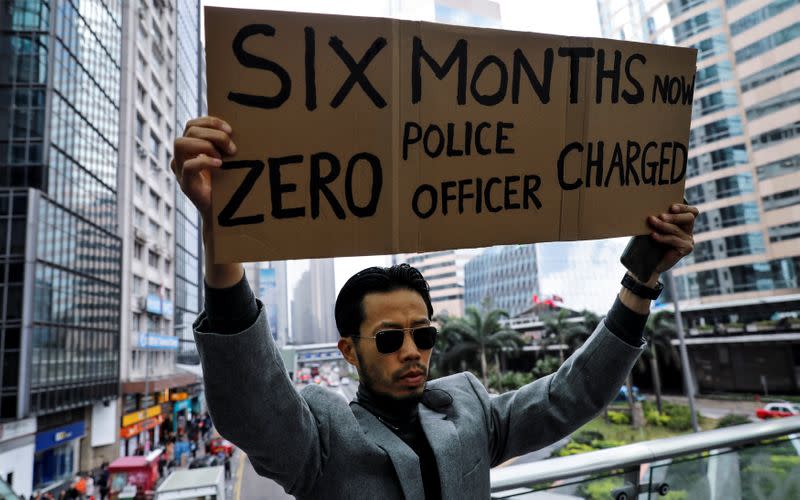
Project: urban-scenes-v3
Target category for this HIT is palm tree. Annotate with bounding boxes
[436,306,525,387]
[642,310,679,414]
[543,309,587,363]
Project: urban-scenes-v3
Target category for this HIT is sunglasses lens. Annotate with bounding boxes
[413,326,437,350]
[375,330,404,354]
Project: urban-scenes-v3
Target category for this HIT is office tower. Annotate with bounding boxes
[118,0,207,459]
[465,245,539,317]
[0,0,123,494]
[291,259,336,344]
[597,0,800,393]
[400,249,481,317]
[174,0,204,366]
[245,261,289,345]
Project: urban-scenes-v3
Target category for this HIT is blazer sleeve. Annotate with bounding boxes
[466,320,644,467]
[193,299,323,495]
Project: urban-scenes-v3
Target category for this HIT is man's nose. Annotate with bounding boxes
[397,331,422,361]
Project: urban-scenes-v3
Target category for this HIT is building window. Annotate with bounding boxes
[148,250,160,268]
[740,54,800,92]
[133,313,142,331]
[133,275,144,294]
[135,175,145,196]
[687,144,748,177]
[689,116,743,147]
[149,189,160,211]
[137,80,147,102]
[150,102,162,125]
[730,0,800,37]
[735,22,800,63]
[134,241,144,260]
[149,132,160,157]
[695,61,734,90]
[148,281,160,295]
[768,221,800,243]
[756,154,800,181]
[762,188,800,211]
[751,121,800,151]
[164,259,171,273]
[150,73,162,96]
[148,218,159,239]
[745,87,800,121]
[135,113,145,141]
[672,8,721,44]
[134,208,145,227]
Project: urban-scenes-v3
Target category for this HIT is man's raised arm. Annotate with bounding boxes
[172,117,323,493]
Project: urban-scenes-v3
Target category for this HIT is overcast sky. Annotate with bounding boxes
[199,0,616,308]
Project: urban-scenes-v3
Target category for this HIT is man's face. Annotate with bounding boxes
[339,289,432,401]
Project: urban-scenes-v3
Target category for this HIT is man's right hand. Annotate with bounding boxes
[171,116,236,222]
[171,115,244,288]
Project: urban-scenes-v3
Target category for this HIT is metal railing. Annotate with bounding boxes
[491,416,800,499]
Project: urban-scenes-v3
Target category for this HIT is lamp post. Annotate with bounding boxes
[666,271,700,433]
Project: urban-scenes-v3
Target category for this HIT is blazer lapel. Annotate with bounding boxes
[419,405,463,500]
[351,403,425,500]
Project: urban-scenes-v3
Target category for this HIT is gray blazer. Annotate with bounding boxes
[194,301,643,499]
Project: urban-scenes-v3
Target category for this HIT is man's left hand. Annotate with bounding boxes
[647,203,700,274]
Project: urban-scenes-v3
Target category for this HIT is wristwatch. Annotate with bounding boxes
[621,273,664,300]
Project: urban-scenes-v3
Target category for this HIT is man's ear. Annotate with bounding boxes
[338,337,359,368]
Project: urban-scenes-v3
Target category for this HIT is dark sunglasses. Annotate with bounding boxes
[353,326,438,354]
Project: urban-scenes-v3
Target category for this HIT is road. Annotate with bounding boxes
[659,394,760,420]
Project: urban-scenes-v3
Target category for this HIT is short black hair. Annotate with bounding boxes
[335,264,433,338]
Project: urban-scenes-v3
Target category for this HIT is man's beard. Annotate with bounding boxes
[354,347,426,402]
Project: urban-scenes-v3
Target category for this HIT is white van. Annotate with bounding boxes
[155,466,225,500]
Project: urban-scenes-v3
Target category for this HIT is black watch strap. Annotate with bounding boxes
[621,273,664,300]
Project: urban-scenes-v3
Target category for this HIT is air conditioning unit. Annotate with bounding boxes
[134,227,146,241]
[135,142,147,159]
[137,295,148,310]
[138,8,147,22]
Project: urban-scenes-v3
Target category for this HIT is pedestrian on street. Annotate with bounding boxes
[172,117,698,499]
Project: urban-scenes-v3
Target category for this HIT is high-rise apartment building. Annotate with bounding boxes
[597,0,800,393]
[0,0,123,494]
[291,259,336,344]
[118,0,205,458]
[174,0,204,367]
[464,245,539,316]
[598,0,800,312]
[400,249,482,317]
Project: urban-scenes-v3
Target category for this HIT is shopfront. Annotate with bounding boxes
[32,422,85,492]
[119,406,163,457]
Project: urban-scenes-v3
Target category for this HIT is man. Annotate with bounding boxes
[172,116,697,499]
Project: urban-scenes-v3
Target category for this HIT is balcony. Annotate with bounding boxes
[490,416,800,499]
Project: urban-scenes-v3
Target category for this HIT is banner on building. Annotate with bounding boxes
[205,7,696,262]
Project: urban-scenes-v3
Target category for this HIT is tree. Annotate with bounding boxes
[543,309,587,363]
[436,307,525,387]
[642,310,679,414]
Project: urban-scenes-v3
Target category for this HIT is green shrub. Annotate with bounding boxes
[607,411,631,425]
[591,439,626,449]
[578,477,624,500]
[573,430,604,445]
[645,408,672,426]
[716,414,751,429]
[556,442,595,456]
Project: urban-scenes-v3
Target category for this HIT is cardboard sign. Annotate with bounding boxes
[204,7,696,263]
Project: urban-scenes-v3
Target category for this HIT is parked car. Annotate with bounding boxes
[614,385,645,403]
[209,438,235,458]
[341,377,351,386]
[189,455,223,469]
[755,402,800,419]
